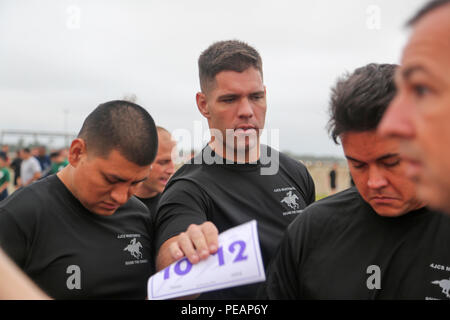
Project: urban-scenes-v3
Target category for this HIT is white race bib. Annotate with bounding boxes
[148,220,265,300]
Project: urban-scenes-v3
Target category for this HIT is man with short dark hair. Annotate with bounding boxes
[19,148,41,187]
[259,63,450,299]
[9,151,22,190]
[35,146,51,172]
[47,149,69,176]
[154,40,315,299]
[379,0,450,213]
[0,100,158,299]
[1,145,10,166]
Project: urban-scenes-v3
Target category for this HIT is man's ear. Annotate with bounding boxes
[68,138,87,167]
[196,92,210,119]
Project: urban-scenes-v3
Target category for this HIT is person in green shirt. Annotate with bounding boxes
[49,150,69,175]
[0,152,11,201]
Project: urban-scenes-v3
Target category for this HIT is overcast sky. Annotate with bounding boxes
[0,0,427,157]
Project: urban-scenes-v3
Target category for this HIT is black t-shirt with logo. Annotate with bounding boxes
[0,175,154,299]
[154,144,316,299]
[259,187,450,300]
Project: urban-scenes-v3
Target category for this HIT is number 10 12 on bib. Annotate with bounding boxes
[147,220,265,300]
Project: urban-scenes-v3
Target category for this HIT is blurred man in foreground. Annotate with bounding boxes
[379,0,450,213]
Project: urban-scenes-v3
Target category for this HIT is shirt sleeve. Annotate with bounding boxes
[0,207,30,268]
[305,168,316,205]
[296,162,316,205]
[0,189,40,269]
[154,179,211,252]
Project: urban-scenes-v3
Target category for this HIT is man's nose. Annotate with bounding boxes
[110,185,130,205]
[367,166,388,190]
[166,162,175,175]
[237,97,254,119]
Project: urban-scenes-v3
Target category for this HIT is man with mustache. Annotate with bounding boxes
[260,63,450,299]
[378,0,450,214]
[154,40,316,299]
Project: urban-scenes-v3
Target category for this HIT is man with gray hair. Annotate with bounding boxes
[154,40,315,299]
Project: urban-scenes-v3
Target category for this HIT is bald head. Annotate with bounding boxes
[156,126,174,146]
[135,127,177,198]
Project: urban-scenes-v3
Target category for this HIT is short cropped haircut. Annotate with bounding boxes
[327,63,398,144]
[407,0,450,26]
[0,151,7,161]
[77,100,158,166]
[198,40,263,93]
[50,152,60,159]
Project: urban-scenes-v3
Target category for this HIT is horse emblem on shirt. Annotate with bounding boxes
[432,277,450,299]
[124,238,143,259]
[281,191,300,210]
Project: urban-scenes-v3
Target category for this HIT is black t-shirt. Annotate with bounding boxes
[10,157,22,185]
[155,144,315,299]
[0,175,154,299]
[259,187,450,300]
[136,193,161,220]
[135,193,161,274]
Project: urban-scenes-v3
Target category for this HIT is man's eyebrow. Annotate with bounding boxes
[345,155,364,163]
[401,65,428,80]
[217,93,239,100]
[345,153,399,163]
[104,173,147,184]
[134,177,148,184]
[103,173,127,183]
[376,153,399,161]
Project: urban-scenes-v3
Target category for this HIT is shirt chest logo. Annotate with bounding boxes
[117,233,149,266]
[274,187,304,216]
[280,191,300,210]
[123,238,143,259]
[431,277,450,299]
[426,263,450,300]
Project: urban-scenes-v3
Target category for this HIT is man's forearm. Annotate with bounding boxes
[0,249,51,300]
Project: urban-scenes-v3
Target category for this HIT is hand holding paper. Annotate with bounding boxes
[148,220,265,300]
